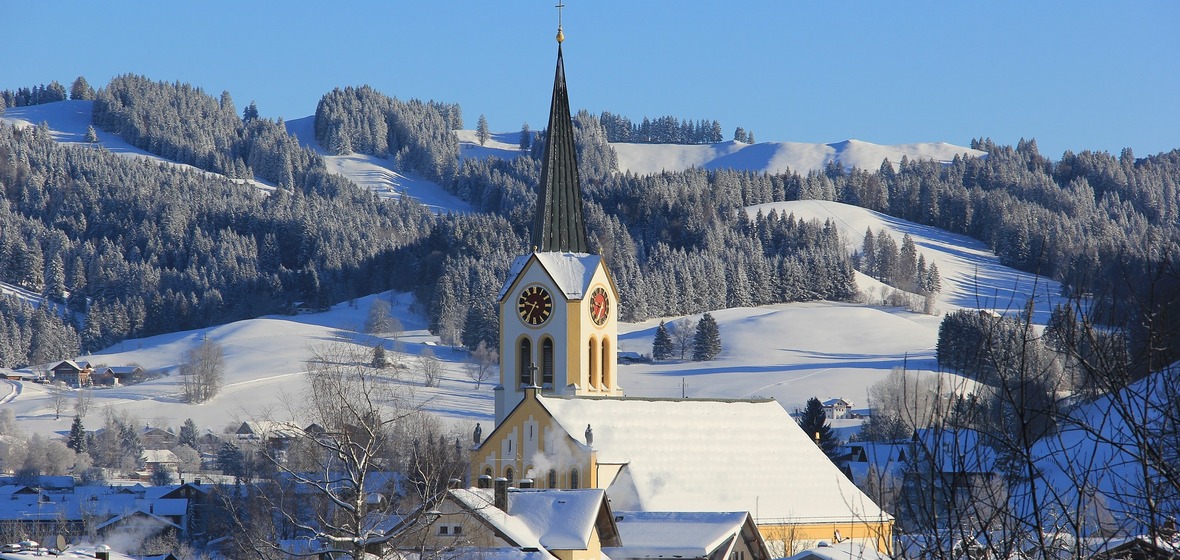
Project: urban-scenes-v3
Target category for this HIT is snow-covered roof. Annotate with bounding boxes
[0,546,139,560]
[498,252,601,300]
[823,398,853,407]
[449,488,612,550]
[143,449,178,464]
[606,510,750,559]
[536,395,890,524]
[783,539,892,560]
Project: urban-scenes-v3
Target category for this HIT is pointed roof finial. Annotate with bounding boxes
[556,2,565,43]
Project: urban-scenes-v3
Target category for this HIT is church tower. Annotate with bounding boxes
[494,24,622,426]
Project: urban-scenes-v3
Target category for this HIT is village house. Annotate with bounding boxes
[51,360,92,387]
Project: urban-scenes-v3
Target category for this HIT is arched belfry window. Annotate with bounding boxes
[542,337,555,387]
[548,469,557,489]
[602,337,611,390]
[570,468,580,489]
[588,337,599,389]
[519,338,532,387]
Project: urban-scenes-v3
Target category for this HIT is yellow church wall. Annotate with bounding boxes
[758,519,894,555]
[473,390,595,488]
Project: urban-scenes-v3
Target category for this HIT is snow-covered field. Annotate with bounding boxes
[2,198,1056,441]
[1,101,1035,442]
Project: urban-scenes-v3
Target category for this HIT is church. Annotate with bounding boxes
[470,22,894,555]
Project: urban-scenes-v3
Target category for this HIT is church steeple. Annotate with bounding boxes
[531,40,589,254]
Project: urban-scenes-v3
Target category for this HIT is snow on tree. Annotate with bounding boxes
[652,320,674,360]
[477,114,490,146]
[797,397,839,459]
[692,313,722,361]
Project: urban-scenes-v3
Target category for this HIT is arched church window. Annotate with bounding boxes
[548,469,557,489]
[518,338,532,387]
[570,468,580,489]
[505,467,514,484]
[588,337,598,389]
[542,337,555,387]
[602,337,611,389]
[484,467,493,478]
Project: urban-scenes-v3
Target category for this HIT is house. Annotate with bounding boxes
[785,539,893,560]
[140,426,180,450]
[51,360,92,387]
[387,485,621,560]
[143,449,180,473]
[92,365,145,386]
[605,510,771,560]
[898,428,1004,533]
[823,398,855,420]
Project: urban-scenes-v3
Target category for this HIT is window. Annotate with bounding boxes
[505,467,514,484]
[588,338,598,388]
[519,339,532,386]
[570,468,580,489]
[438,526,449,536]
[542,338,555,387]
[548,469,557,489]
[484,467,493,478]
[453,525,462,536]
[601,337,611,389]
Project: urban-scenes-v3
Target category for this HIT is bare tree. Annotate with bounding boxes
[74,388,93,417]
[220,343,458,560]
[670,318,696,360]
[419,347,442,387]
[464,341,497,390]
[49,382,70,420]
[180,338,225,403]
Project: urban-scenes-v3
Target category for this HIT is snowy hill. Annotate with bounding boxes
[612,138,985,176]
[3,201,1055,440]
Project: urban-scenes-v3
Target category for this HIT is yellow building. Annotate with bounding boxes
[473,23,893,557]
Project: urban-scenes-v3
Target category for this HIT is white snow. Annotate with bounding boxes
[3,202,1059,444]
[613,139,985,176]
[284,116,473,214]
[539,395,887,523]
[607,511,751,559]
[0,101,276,192]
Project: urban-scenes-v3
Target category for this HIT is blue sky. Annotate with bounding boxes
[5,1,1177,159]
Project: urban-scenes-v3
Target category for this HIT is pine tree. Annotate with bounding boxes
[84,125,98,143]
[217,442,244,477]
[178,418,198,448]
[477,114,490,146]
[519,123,531,152]
[652,320,674,360]
[692,313,722,361]
[68,415,86,453]
[798,397,840,459]
[372,344,389,369]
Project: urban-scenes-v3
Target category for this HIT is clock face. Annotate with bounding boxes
[518,285,553,326]
[588,286,610,326]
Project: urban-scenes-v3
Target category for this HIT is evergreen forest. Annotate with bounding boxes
[2,76,1179,387]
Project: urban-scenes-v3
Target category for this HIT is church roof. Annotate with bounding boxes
[531,44,588,254]
[536,395,890,524]
[498,252,602,301]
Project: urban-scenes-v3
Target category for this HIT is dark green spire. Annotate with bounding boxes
[531,44,589,254]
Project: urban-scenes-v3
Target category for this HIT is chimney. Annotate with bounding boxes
[518,478,534,489]
[478,475,492,489]
[447,478,463,489]
[493,477,508,510]
[95,545,111,560]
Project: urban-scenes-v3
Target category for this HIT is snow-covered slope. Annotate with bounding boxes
[613,138,984,176]
[4,202,1051,440]
[0,101,276,192]
[284,116,472,213]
